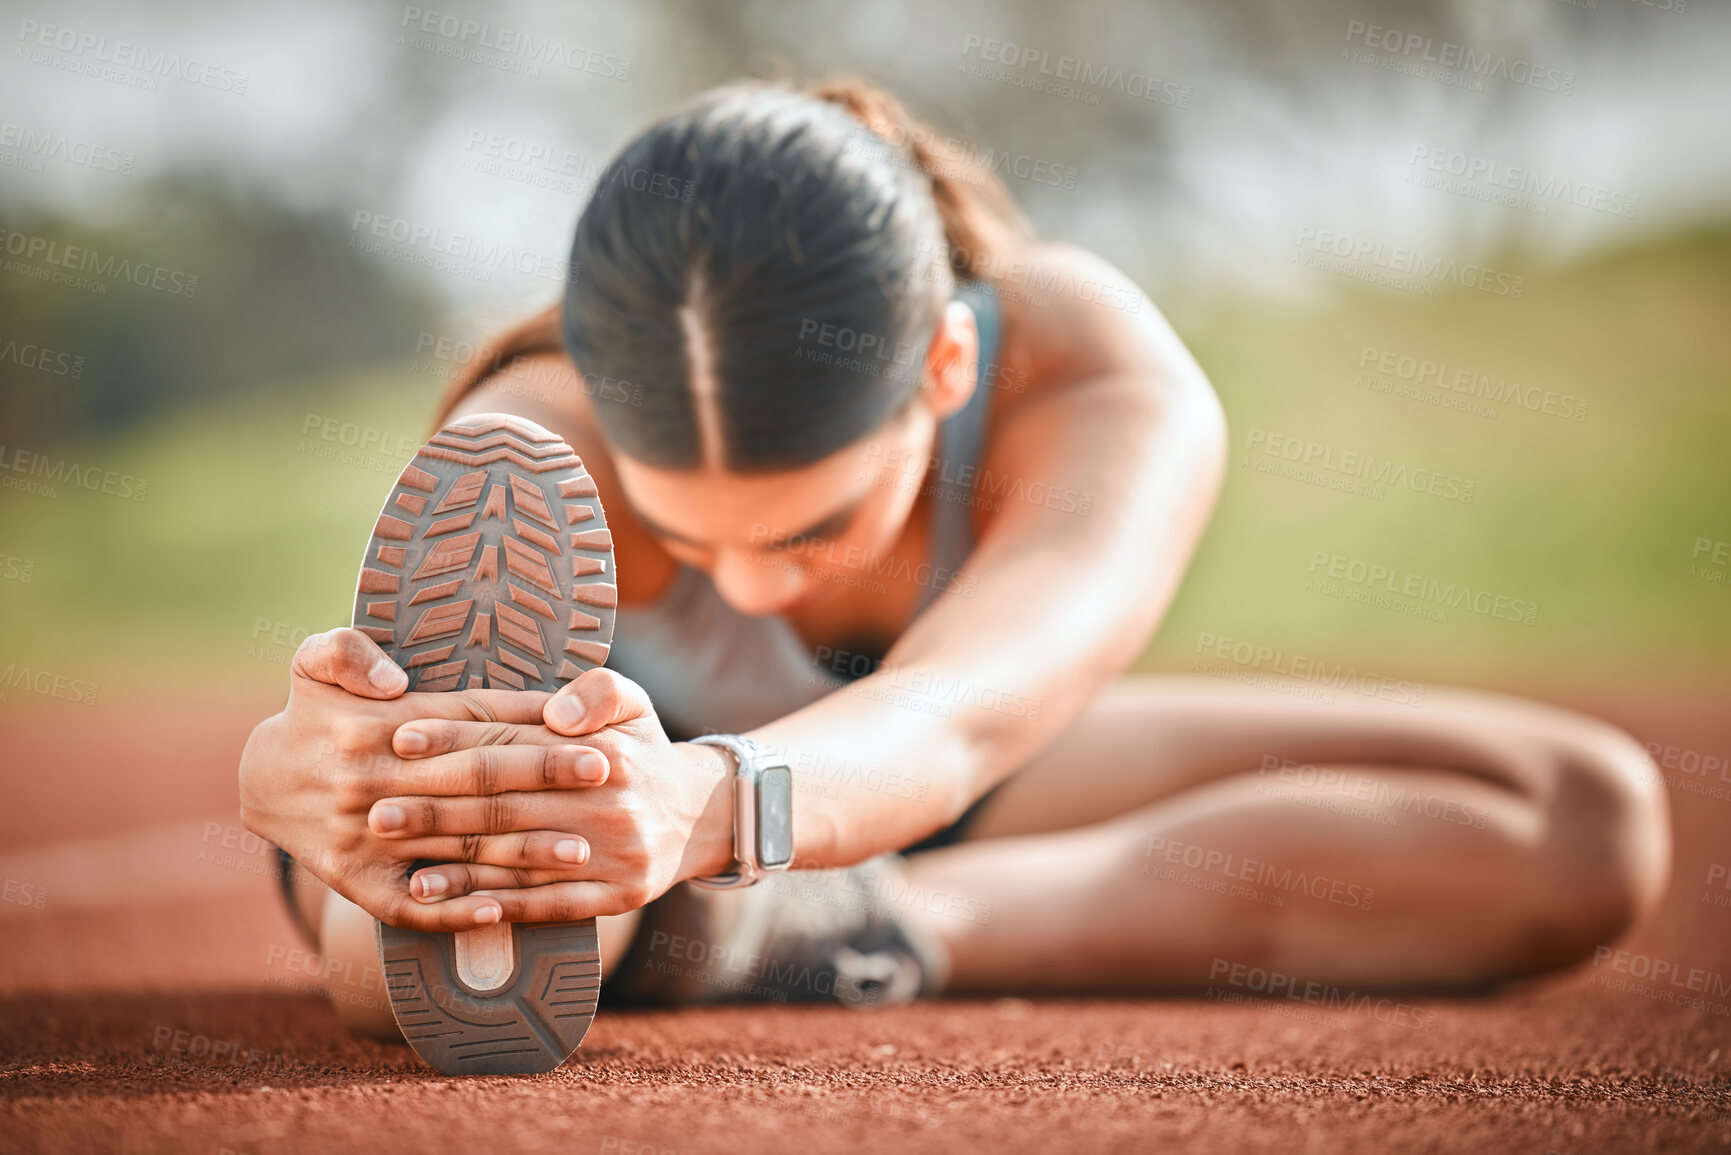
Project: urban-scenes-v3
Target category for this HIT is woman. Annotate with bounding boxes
[239,79,1669,1035]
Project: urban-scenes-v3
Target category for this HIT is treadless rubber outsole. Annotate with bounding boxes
[351,412,616,1075]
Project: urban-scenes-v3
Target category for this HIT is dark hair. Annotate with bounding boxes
[437,78,1031,472]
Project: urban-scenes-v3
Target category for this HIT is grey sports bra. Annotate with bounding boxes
[607,280,1001,741]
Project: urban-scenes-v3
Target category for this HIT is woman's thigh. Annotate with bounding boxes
[962,673,1657,844]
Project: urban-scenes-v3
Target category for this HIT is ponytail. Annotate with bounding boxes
[431,304,561,428]
[810,76,1033,279]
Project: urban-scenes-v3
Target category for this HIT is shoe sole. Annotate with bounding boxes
[350,412,616,1075]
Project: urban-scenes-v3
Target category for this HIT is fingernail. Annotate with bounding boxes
[546,693,586,733]
[574,750,605,783]
[372,804,405,833]
[369,656,408,693]
[474,904,501,925]
[416,873,448,898]
[554,838,586,864]
[396,728,428,755]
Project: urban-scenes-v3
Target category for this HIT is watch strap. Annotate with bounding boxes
[689,734,763,890]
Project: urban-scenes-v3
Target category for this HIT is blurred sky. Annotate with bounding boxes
[4,0,1730,324]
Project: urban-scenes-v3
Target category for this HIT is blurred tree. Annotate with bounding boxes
[0,174,441,443]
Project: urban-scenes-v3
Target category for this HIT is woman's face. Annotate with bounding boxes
[613,301,978,617]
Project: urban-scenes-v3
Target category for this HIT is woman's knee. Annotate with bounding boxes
[317,891,403,1042]
[1532,718,1671,959]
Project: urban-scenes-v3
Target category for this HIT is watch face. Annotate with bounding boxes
[755,765,794,868]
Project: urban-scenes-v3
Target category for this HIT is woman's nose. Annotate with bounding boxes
[710,549,809,617]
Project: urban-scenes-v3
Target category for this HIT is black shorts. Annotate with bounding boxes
[899,781,1003,855]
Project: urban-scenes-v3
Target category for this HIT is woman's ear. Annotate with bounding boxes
[920,299,979,421]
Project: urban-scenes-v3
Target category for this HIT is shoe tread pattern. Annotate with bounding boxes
[353,412,611,1075]
[353,412,615,694]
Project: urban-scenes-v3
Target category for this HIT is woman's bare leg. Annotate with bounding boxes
[287,867,642,1039]
[294,675,1669,1009]
[900,676,1670,993]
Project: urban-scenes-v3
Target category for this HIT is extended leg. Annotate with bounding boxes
[901,676,1669,993]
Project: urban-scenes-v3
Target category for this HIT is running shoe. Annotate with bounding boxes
[608,855,948,1008]
[352,411,616,1075]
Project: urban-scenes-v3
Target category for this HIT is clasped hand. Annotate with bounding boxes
[238,628,732,930]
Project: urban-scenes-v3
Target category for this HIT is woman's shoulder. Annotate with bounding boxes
[987,241,1162,397]
[448,351,679,608]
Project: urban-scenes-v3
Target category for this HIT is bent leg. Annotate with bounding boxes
[903,676,1670,993]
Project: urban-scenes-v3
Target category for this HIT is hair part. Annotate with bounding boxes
[436,77,1032,473]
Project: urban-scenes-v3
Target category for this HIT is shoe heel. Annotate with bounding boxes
[376,920,601,1075]
[351,412,616,1074]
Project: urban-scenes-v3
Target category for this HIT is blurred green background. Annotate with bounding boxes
[2,0,1728,704]
[5,220,1726,696]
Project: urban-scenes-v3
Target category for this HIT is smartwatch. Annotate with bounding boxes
[688,734,795,890]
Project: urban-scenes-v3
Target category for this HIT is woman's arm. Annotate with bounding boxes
[362,245,1226,922]
[747,244,1228,863]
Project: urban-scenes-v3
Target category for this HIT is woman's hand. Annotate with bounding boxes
[238,628,614,930]
[374,668,738,923]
